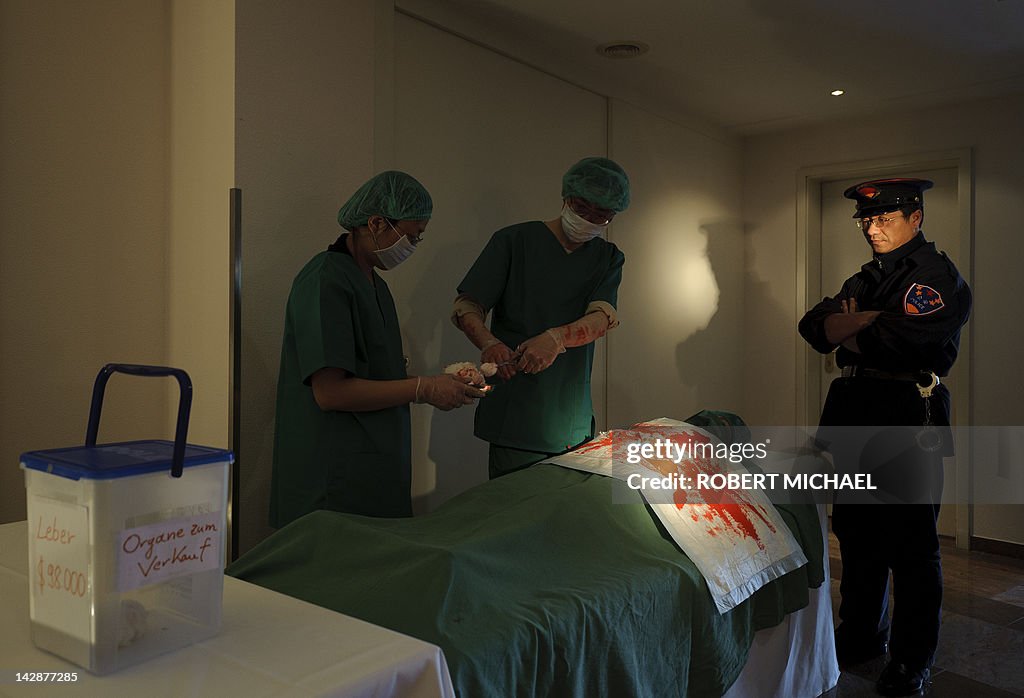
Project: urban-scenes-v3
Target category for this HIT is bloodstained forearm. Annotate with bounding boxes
[550,310,612,349]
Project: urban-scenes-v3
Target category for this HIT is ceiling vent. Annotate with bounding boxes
[597,41,650,59]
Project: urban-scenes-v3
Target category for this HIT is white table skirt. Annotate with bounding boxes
[0,521,455,698]
[723,504,840,698]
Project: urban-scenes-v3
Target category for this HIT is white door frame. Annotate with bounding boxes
[794,148,974,548]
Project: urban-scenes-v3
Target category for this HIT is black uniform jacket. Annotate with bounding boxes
[799,233,972,438]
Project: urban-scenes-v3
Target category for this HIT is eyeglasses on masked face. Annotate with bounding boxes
[385,218,424,244]
[855,212,905,232]
[568,198,616,226]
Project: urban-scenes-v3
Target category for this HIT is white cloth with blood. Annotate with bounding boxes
[544,418,808,613]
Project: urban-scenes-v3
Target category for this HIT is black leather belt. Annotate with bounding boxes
[844,366,936,384]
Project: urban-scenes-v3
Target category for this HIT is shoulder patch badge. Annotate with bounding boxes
[904,283,944,315]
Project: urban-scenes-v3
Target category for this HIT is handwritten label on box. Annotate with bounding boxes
[28,496,92,643]
[117,511,222,592]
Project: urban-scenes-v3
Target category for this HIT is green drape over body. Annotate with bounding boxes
[235,463,823,697]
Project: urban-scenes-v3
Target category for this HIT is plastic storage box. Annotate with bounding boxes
[21,364,233,674]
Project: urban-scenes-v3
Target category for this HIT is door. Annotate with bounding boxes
[818,167,962,536]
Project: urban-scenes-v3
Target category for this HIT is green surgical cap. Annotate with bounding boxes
[337,171,433,230]
[561,157,630,213]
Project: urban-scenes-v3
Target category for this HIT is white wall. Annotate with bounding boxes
[234,0,381,553]
[168,0,235,448]
[742,92,1024,544]
[0,0,172,524]
[608,100,744,429]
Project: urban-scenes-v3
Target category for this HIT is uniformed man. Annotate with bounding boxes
[799,178,971,696]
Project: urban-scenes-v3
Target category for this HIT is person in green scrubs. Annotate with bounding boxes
[452,157,630,478]
[270,171,486,527]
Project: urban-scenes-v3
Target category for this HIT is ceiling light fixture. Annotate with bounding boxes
[597,41,650,59]
[831,89,845,96]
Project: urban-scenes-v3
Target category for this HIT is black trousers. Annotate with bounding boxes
[822,376,947,669]
[832,501,942,667]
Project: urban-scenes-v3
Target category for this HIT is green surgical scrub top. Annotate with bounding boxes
[458,221,624,453]
[269,240,411,528]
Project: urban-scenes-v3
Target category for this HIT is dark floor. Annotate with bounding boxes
[819,530,1024,697]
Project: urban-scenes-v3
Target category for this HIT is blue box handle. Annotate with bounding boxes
[85,364,193,478]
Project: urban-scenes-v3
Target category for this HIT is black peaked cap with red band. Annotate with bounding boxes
[843,178,934,218]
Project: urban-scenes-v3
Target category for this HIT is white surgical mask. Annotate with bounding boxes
[373,220,418,270]
[560,203,607,243]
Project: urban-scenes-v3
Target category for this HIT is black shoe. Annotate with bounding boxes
[876,661,930,696]
[835,632,888,668]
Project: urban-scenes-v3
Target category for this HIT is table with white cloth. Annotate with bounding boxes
[0,520,455,698]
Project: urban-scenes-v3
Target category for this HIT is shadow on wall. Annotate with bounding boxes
[402,240,489,514]
[239,325,279,555]
[675,221,735,416]
[604,210,718,428]
[673,219,787,423]
[739,221,790,425]
[239,194,341,556]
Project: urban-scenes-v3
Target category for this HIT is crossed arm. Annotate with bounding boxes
[823,298,881,353]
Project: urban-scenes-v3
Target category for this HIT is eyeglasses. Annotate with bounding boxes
[386,218,423,245]
[855,212,905,232]
[568,198,615,226]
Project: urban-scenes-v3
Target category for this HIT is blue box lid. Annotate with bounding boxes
[21,440,234,481]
